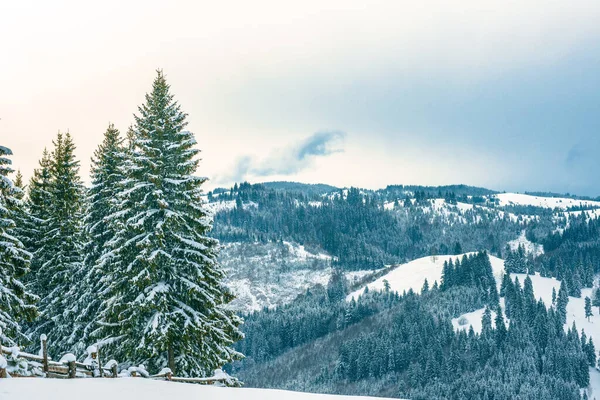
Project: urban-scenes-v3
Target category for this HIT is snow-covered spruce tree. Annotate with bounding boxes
[29,133,86,356]
[97,71,243,376]
[76,124,126,349]
[84,124,126,268]
[24,149,54,292]
[11,171,33,257]
[0,145,37,345]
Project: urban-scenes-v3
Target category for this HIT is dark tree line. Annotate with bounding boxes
[210,184,525,270]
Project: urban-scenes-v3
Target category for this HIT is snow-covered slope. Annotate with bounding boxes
[451,267,600,398]
[454,272,600,345]
[346,253,505,301]
[222,241,332,312]
[495,193,600,210]
[222,241,376,312]
[0,378,389,400]
[205,200,258,214]
[385,197,539,225]
[508,230,544,257]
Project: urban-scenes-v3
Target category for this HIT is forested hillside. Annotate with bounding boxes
[204,185,600,399]
[230,254,593,399]
[208,182,600,313]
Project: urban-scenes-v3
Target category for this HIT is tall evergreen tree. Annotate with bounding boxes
[96,71,243,376]
[557,280,569,325]
[29,133,86,355]
[10,170,32,260]
[68,124,128,350]
[585,335,596,367]
[83,123,125,270]
[592,288,600,313]
[481,306,492,336]
[494,306,507,345]
[421,278,429,294]
[585,296,593,321]
[0,145,37,345]
[25,149,53,291]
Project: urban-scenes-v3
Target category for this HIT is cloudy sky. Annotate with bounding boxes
[2,0,600,195]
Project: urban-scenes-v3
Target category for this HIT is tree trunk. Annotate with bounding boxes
[168,343,175,374]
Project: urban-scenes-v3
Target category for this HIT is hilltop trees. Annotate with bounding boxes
[440,252,498,306]
[94,71,242,376]
[0,145,37,345]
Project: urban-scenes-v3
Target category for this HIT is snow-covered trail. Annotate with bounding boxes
[0,378,392,400]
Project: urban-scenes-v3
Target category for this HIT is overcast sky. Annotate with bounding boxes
[2,0,600,195]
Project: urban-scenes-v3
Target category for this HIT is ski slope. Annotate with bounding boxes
[495,193,600,210]
[346,253,505,301]
[0,378,391,400]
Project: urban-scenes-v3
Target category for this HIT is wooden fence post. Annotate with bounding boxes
[97,347,103,378]
[0,367,6,378]
[111,363,118,378]
[41,334,49,374]
[68,360,76,378]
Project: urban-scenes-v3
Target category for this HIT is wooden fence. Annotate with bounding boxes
[0,335,240,386]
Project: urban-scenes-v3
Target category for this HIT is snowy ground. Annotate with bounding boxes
[508,230,544,257]
[0,378,390,400]
[204,199,259,215]
[221,241,332,312]
[452,272,599,342]
[494,193,600,210]
[561,208,600,223]
[346,253,505,301]
[385,197,540,225]
[221,241,376,312]
[448,263,600,398]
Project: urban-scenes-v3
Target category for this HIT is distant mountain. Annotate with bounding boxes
[260,181,340,195]
[380,183,498,197]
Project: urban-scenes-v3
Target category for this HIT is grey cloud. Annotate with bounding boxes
[565,144,587,168]
[215,131,346,184]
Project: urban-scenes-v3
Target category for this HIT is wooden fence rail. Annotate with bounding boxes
[0,335,239,386]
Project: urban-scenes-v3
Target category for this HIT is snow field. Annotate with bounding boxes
[0,378,390,400]
[346,253,505,301]
[495,193,600,210]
